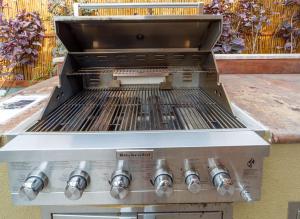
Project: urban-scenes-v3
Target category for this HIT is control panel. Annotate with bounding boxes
[8,155,263,205]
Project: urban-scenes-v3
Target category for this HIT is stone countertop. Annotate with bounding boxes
[0,77,57,135]
[1,74,299,144]
[220,74,300,144]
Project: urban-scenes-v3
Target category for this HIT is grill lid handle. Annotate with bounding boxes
[73,2,205,16]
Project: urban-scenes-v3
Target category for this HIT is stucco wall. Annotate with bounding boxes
[0,163,41,218]
[234,143,300,219]
[1,144,299,218]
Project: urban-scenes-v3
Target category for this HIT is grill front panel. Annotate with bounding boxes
[29,87,245,132]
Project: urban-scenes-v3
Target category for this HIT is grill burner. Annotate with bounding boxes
[29,87,244,132]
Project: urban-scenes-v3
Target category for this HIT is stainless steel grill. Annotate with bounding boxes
[0,15,270,216]
[29,87,244,132]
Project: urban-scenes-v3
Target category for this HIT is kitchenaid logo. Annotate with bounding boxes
[247,158,255,168]
[119,152,151,158]
[116,150,153,160]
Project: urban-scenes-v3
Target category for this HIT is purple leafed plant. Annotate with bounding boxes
[237,0,271,53]
[48,0,95,17]
[204,0,245,54]
[48,0,71,16]
[0,0,7,9]
[48,0,94,59]
[284,0,300,6]
[0,10,45,69]
[276,1,300,52]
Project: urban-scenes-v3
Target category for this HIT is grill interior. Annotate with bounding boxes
[29,87,245,132]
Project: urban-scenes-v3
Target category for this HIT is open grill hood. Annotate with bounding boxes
[45,15,232,118]
[55,15,222,52]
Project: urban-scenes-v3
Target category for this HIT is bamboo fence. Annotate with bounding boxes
[0,0,299,80]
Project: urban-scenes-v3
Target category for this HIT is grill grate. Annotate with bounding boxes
[28,87,245,132]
